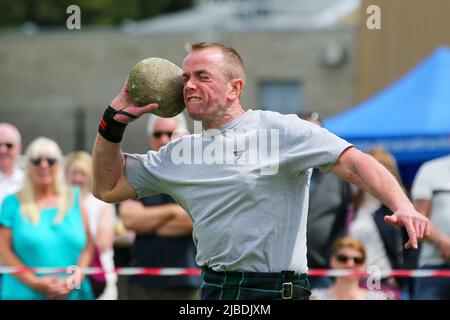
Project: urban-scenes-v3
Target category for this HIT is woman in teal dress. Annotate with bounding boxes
[0,137,94,300]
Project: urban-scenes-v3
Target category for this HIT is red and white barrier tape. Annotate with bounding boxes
[307,269,450,278]
[1,267,450,278]
[0,267,201,276]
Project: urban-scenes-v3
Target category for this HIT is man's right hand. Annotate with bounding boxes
[109,79,160,124]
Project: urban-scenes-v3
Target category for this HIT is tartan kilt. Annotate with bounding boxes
[200,267,310,300]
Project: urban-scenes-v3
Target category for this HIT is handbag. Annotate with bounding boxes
[88,247,107,299]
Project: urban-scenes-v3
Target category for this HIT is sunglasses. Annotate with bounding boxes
[30,157,58,166]
[152,131,173,139]
[0,142,14,149]
[336,254,365,265]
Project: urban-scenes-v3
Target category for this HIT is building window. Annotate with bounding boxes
[259,81,303,115]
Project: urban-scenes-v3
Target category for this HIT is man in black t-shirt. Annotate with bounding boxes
[298,112,354,289]
[119,113,200,299]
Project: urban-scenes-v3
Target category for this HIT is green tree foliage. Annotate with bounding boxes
[0,0,195,27]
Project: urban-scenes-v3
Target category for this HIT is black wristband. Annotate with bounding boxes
[98,106,128,143]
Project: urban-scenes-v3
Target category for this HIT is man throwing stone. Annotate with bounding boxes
[93,42,430,300]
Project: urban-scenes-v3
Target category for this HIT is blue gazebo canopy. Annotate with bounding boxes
[324,46,450,164]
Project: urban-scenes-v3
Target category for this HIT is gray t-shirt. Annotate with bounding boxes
[124,109,352,273]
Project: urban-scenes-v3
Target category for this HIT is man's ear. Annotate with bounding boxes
[228,79,244,99]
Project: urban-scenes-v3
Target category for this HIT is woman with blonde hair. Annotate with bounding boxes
[0,137,94,299]
[65,151,117,300]
[311,237,390,300]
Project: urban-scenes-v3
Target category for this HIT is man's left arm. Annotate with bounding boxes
[330,147,430,249]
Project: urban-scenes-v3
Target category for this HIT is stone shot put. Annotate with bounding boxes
[128,57,185,118]
[93,42,430,300]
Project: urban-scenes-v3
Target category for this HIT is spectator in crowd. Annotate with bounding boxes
[311,237,391,300]
[411,154,450,300]
[298,112,354,290]
[119,113,200,300]
[65,151,118,300]
[347,147,406,299]
[0,137,94,300]
[112,208,136,299]
[0,123,25,295]
[0,123,24,205]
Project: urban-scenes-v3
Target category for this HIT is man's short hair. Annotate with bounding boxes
[146,112,188,136]
[185,42,246,82]
[0,122,22,146]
